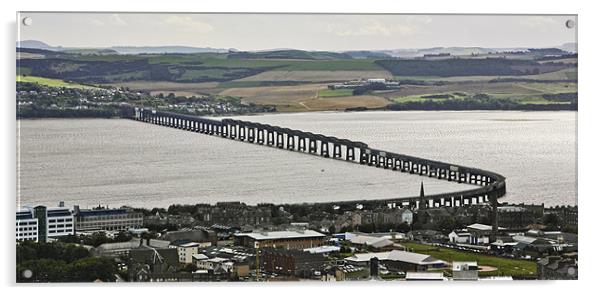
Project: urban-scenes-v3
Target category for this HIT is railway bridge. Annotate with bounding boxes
[120,105,506,237]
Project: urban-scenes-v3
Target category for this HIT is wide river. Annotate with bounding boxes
[17,111,576,209]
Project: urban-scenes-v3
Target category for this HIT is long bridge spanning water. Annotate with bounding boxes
[121,105,506,233]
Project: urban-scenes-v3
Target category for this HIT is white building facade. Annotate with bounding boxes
[16,204,74,243]
[16,209,38,242]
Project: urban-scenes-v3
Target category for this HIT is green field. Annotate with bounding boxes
[17,75,99,89]
[391,81,576,105]
[401,242,537,278]
[17,48,577,112]
[394,68,577,83]
[318,88,354,97]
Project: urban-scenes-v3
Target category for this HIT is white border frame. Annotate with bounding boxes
[2,1,599,294]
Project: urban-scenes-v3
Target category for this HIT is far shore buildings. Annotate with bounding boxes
[234,230,326,249]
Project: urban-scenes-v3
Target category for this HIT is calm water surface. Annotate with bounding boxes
[17,111,576,208]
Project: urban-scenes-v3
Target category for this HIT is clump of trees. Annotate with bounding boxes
[387,93,578,111]
[375,58,570,77]
[16,241,117,282]
[58,231,132,247]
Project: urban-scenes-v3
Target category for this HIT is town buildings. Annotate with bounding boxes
[497,205,542,229]
[93,238,171,257]
[16,204,74,242]
[452,261,479,280]
[344,250,446,272]
[234,230,326,249]
[16,208,38,242]
[197,202,272,227]
[73,205,143,232]
[160,228,217,247]
[546,206,578,228]
[537,256,578,280]
[171,241,200,264]
[261,248,326,278]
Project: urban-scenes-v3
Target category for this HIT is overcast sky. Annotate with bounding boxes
[17,13,577,51]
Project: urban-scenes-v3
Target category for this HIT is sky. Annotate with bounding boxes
[17,13,577,51]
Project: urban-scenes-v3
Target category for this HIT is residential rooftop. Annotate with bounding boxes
[345,250,446,266]
[234,230,325,241]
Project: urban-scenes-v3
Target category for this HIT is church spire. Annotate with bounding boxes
[418,181,426,210]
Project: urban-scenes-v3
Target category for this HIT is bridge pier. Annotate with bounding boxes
[267,131,274,145]
[378,156,387,168]
[298,137,306,151]
[360,150,369,164]
[309,139,317,154]
[346,146,355,161]
[448,171,455,181]
[401,161,409,172]
[458,172,466,183]
[238,126,246,140]
[428,166,436,177]
[333,144,341,158]
[287,135,295,150]
[257,129,264,144]
[385,157,393,169]
[379,156,387,168]
[321,142,330,157]
[229,125,236,139]
[369,154,378,166]
[276,133,284,149]
[247,127,255,143]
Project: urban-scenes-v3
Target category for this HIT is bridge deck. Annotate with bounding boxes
[120,104,506,210]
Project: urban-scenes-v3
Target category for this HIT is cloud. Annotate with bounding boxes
[324,16,431,37]
[519,16,558,28]
[109,14,127,26]
[87,14,127,27]
[160,15,214,33]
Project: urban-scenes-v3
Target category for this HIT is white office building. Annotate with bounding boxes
[16,209,39,242]
[16,203,75,242]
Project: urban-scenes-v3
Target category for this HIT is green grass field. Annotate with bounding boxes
[401,242,537,278]
[17,75,99,89]
[318,88,354,97]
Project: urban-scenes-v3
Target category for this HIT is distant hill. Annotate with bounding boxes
[17,40,231,55]
[17,39,577,57]
[343,50,392,59]
[109,46,231,54]
[380,47,516,58]
[378,45,575,58]
[557,42,577,53]
[61,48,120,55]
[227,49,353,60]
[17,40,56,50]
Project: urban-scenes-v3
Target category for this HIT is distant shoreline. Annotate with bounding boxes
[16,108,578,120]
